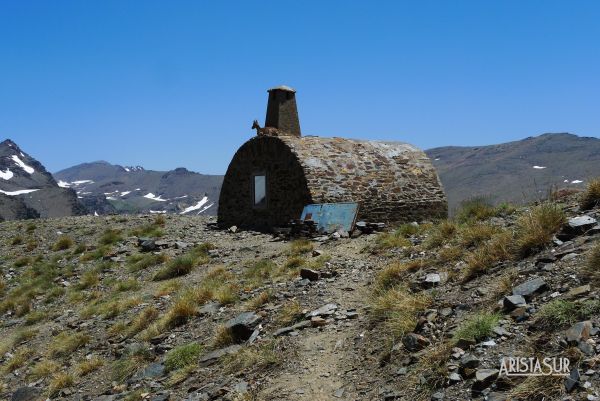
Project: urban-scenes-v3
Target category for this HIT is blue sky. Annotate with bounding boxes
[1,1,599,174]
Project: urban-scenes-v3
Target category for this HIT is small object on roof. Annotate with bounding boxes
[300,202,359,234]
[268,85,296,93]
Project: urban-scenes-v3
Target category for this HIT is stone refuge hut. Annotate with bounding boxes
[218,86,447,230]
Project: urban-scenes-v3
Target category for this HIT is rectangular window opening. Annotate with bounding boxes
[253,174,266,208]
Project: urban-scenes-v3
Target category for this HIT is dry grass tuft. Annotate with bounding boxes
[580,178,600,210]
[289,239,314,256]
[584,242,600,285]
[424,220,458,249]
[376,259,426,289]
[48,372,74,397]
[222,341,282,374]
[153,255,195,281]
[52,235,74,251]
[128,306,159,337]
[463,230,513,281]
[3,346,33,373]
[48,332,90,358]
[30,359,60,380]
[370,285,431,341]
[276,299,303,326]
[212,325,235,348]
[514,203,565,258]
[509,375,564,401]
[76,357,104,376]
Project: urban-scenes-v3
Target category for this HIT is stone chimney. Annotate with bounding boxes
[265,85,301,137]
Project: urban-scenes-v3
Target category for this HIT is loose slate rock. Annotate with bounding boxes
[565,368,580,392]
[512,277,547,298]
[199,344,242,365]
[11,387,41,401]
[300,268,320,281]
[472,369,499,392]
[402,333,430,352]
[306,303,337,318]
[565,321,592,345]
[503,295,526,311]
[568,215,597,232]
[225,312,261,342]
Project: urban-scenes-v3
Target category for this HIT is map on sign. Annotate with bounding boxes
[300,202,359,233]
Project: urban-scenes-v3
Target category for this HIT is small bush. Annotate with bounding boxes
[463,230,513,281]
[153,256,195,281]
[283,256,305,270]
[76,357,104,376]
[114,278,141,292]
[3,346,33,373]
[370,286,431,341]
[164,342,202,372]
[127,253,167,272]
[212,325,235,348]
[535,299,600,329]
[246,290,272,310]
[455,197,496,223]
[424,220,458,249]
[48,332,90,358]
[14,256,31,267]
[76,270,99,290]
[52,235,74,251]
[26,222,36,233]
[162,296,197,329]
[580,178,600,210]
[11,235,24,245]
[374,231,411,251]
[30,359,60,380]
[48,372,74,397]
[458,223,500,248]
[128,306,159,337]
[376,260,426,289]
[453,312,500,343]
[276,300,303,326]
[584,241,600,285]
[289,239,314,256]
[99,229,122,245]
[222,341,281,374]
[515,203,566,258]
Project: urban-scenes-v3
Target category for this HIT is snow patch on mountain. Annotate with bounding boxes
[180,196,213,215]
[144,193,167,202]
[532,165,546,169]
[0,189,40,196]
[0,168,14,180]
[11,155,35,174]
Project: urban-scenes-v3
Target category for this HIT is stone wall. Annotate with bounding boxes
[218,137,312,230]
[218,135,447,230]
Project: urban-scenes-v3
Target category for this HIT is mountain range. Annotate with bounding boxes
[426,133,600,213]
[2,133,600,221]
[54,162,222,216]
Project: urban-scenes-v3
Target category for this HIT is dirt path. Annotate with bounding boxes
[258,241,376,401]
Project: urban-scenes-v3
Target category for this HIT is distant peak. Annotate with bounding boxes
[122,165,144,172]
[1,139,21,150]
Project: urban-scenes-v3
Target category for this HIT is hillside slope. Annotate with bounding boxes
[54,162,223,216]
[426,133,600,212]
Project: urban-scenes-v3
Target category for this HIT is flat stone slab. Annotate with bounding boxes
[199,344,242,364]
[512,277,548,298]
[306,303,338,318]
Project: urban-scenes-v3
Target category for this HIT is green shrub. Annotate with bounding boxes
[52,235,74,251]
[99,229,122,245]
[535,299,600,329]
[164,342,202,372]
[456,197,497,223]
[453,312,500,343]
[127,253,167,272]
[153,256,195,281]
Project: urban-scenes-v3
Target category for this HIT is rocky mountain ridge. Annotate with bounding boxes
[54,161,222,216]
[0,139,85,221]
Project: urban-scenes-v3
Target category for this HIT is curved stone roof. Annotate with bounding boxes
[277,136,446,217]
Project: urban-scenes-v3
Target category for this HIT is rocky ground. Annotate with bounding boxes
[1,188,600,401]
